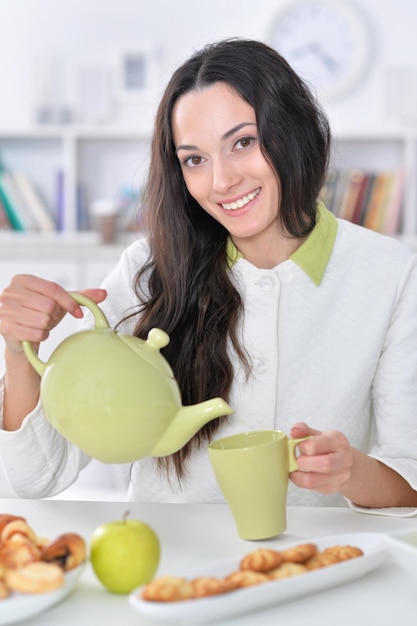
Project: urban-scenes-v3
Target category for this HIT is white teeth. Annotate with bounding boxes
[222,188,260,211]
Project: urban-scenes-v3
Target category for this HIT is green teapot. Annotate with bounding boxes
[22,293,233,463]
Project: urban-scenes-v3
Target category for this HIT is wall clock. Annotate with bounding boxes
[268,0,373,101]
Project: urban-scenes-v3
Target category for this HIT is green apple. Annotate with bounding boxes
[90,513,161,594]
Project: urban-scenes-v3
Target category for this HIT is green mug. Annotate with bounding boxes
[208,430,309,540]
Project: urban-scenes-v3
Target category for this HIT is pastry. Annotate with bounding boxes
[0,579,9,600]
[140,575,194,602]
[0,514,87,598]
[140,539,365,603]
[1,518,37,544]
[225,570,269,588]
[239,548,283,572]
[268,562,308,579]
[0,515,25,535]
[323,545,364,561]
[191,576,234,598]
[305,551,341,570]
[0,538,41,569]
[5,561,65,594]
[0,561,8,600]
[280,543,317,563]
[40,533,86,571]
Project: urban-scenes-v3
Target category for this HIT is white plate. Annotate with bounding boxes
[383,528,417,582]
[129,533,388,624]
[0,563,86,625]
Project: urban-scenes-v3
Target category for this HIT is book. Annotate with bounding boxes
[76,183,90,231]
[12,171,55,232]
[363,172,393,232]
[55,169,65,231]
[0,171,27,230]
[350,172,374,225]
[350,172,372,224]
[0,196,11,230]
[381,169,405,235]
[329,169,351,217]
[338,169,367,222]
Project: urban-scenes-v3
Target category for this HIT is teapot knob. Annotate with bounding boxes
[147,328,170,350]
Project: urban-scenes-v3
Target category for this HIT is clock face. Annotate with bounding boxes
[268,0,372,100]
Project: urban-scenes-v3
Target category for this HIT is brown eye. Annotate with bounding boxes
[235,136,255,150]
[183,155,203,167]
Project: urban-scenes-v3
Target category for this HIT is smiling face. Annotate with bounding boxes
[172,82,289,268]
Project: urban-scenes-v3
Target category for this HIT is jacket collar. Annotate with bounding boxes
[226,201,337,285]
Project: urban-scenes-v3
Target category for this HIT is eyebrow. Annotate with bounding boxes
[175,122,257,153]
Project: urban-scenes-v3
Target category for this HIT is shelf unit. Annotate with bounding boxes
[330,129,417,239]
[0,125,152,234]
[0,124,416,241]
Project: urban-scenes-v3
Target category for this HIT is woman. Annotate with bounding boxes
[1,38,417,511]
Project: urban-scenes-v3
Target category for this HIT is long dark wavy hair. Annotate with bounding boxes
[124,38,331,480]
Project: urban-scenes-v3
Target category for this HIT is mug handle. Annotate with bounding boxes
[287,436,312,472]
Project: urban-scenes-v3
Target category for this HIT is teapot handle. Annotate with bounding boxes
[22,292,110,376]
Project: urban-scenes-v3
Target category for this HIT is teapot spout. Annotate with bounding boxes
[151,398,233,457]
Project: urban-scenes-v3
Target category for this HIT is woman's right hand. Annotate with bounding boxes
[0,274,107,354]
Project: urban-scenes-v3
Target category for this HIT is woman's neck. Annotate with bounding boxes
[232,232,307,269]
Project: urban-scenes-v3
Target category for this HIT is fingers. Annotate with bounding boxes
[0,276,70,350]
[290,422,321,439]
[0,275,107,349]
[290,426,354,495]
[77,288,107,305]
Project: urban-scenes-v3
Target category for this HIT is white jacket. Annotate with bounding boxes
[1,207,417,510]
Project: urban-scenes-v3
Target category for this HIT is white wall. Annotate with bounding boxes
[0,0,417,134]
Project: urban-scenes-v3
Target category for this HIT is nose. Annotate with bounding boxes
[212,155,242,193]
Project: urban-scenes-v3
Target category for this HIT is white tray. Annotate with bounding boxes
[129,532,388,624]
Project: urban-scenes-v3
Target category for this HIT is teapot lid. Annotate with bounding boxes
[119,328,174,377]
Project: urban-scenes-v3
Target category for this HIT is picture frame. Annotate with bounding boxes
[117,46,158,103]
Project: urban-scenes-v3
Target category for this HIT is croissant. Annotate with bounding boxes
[40,533,86,571]
[1,518,37,545]
[0,515,25,536]
[0,579,9,600]
[0,539,41,569]
[5,562,65,594]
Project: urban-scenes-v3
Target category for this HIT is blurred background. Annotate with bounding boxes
[1,0,416,240]
[0,0,416,498]
[1,0,416,131]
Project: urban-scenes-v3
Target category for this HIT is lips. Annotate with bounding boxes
[221,188,260,211]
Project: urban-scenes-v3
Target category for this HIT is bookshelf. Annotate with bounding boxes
[329,129,417,242]
[0,124,416,245]
[0,125,151,234]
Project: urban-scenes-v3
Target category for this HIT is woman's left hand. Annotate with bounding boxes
[289,422,354,495]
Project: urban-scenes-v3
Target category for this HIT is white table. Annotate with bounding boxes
[1,498,417,625]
